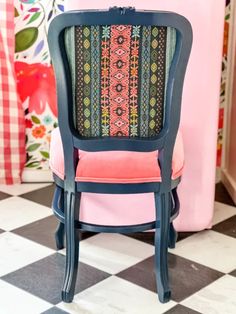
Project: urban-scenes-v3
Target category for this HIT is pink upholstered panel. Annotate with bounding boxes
[79,192,156,225]
[49,127,184,183]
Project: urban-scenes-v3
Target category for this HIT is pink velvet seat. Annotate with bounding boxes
[50,127,184,183]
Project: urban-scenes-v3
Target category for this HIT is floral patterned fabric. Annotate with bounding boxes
[65,25,176,138]
[14,0,64,170]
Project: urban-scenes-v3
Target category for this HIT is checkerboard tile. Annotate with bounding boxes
[70,233,154,274]
[117,254,223,302]
[0,190,10,201]
[182,275,236,314]
[212,202,236,225]
[42,307,69,314]
[12,215,59,250]
[0,183,235,314]
[57,276,176,314]
[164,304,201,314]
[230,266,236,274]
[170,230,236,273]
[215,182,235,207]
[0,232,54,277]
[0,196,52,231]
[213,215,236,238]
[21,184,55,208]
[0,279,51,314]
[0,183,51,196]
[2,253,110,305]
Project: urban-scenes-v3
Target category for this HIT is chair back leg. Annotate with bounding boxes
[168,222,177,249]
[168,188,179,248]
[55,187,65,250]
[62,190,81,303]
[154,192,171,303]
[55,222,65,250]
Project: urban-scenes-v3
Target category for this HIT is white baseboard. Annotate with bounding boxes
[22,169,53,183]
[221,168,236,204]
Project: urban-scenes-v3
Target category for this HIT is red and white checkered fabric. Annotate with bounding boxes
[0,1,25,184]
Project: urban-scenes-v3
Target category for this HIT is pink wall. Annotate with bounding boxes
[65,0,225,231]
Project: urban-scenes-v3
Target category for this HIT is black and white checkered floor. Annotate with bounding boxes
[0,182,236,314]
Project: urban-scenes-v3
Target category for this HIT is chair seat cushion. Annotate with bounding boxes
[49,128,184,183]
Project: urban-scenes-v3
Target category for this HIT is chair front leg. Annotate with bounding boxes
[62,190,81,303]
[154,192,171,303]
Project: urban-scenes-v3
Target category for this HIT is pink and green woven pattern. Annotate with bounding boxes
[65,25,176,138]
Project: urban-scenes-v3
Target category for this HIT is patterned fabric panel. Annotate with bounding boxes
[65,25,176,138]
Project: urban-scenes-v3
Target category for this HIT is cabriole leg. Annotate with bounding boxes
[154,192,171,303]
[55,222,65,250]
[62,191,81,303]
[169,188,179,248]
[168,222,177,249]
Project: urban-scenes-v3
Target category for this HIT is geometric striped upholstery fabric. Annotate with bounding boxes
[65,25,176,138]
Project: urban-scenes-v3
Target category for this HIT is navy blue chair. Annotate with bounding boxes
[48,7,192,304]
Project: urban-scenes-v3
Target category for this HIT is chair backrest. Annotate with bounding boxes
[64,23,176,139]
[48,7,192,156]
